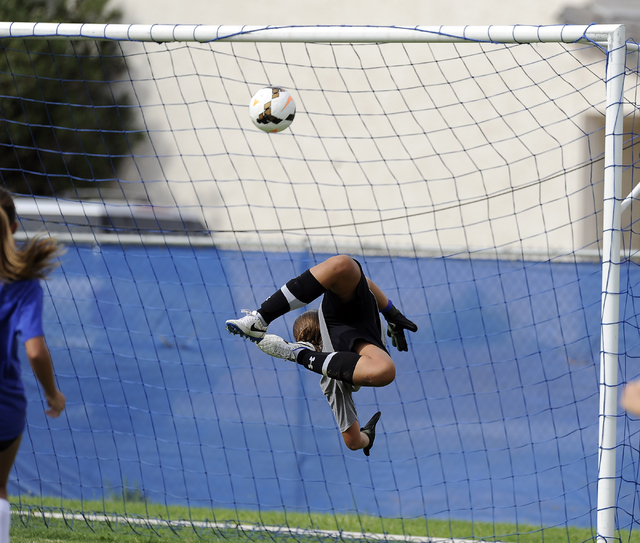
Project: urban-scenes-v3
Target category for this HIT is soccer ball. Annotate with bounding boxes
[249,87,296,133]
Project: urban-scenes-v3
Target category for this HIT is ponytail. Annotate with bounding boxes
[0,188,63,282]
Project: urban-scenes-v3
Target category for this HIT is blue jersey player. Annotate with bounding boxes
[0,188,65,543]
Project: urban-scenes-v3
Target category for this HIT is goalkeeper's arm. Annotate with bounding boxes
[366,278,418,352]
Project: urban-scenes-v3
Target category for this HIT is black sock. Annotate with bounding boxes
[258,269,326,324]
[296,350,360,385]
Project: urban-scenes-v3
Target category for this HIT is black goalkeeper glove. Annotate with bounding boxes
[382,303,418,352]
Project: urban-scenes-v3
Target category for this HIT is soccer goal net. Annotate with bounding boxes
[2,23,638,542]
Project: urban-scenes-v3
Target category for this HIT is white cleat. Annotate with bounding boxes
[258,334,314,361]
[225,310,268,343]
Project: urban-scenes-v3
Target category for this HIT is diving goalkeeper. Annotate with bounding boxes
[225,255,418,456]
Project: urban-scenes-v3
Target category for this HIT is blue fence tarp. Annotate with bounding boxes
[11,246,625,527]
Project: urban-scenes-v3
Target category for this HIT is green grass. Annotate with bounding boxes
[7,496,614,543]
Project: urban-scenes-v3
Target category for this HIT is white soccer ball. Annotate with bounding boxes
[249,87,296,133]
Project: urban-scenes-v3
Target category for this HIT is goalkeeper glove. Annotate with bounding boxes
[382,301,418,352]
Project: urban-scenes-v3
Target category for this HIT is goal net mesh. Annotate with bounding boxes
[3,27,639,541]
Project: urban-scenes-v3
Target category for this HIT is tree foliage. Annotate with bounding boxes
[0,0,143,196]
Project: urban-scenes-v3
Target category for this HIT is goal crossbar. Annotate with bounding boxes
[0,22,625,45]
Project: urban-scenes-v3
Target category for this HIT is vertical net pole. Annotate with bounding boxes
[597,24,626,543]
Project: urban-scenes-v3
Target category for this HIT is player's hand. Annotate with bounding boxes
[621,379,640,417]
[383,305,418,352]
[45,390,66,418]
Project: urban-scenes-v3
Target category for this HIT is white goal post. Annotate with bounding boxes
[0,23,630,543]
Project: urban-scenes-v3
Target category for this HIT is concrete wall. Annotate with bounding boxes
[110,0,589,27]
[104,0,618,257]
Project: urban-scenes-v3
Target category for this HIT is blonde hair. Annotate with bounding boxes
[293,310,322,352]
[0,188,63,282]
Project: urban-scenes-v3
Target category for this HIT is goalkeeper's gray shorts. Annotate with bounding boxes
[318,301,386,433]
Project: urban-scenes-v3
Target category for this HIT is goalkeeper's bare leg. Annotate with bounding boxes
[227,255,385,331]
[342,412,381,456]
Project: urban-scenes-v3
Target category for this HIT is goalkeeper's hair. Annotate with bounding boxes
[293,310,323,352]
[0,187,63,282]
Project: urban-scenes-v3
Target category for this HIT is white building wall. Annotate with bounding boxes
[110,0,589,27]
[107,0,612,257]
